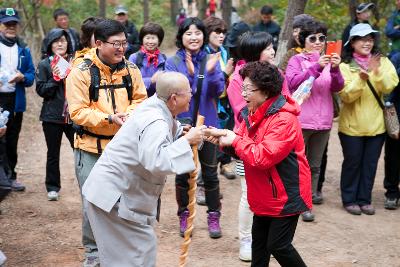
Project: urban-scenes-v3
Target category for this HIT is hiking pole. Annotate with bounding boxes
[179,115,204,267]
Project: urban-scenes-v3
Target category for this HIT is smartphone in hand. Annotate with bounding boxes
[326,40,342,56]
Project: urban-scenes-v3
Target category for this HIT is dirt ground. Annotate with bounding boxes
[0,87,399,267]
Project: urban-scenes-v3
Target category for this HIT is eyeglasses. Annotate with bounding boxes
[307,35,326,43]
[358,36,374,43]
[54,39,68,44]
[214,28,227,35]
[103,40,129,49]
[241,84,258,95]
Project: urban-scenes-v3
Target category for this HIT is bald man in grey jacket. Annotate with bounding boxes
[83,72,205,267]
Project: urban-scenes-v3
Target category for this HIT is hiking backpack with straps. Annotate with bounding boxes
[83,58,134,103]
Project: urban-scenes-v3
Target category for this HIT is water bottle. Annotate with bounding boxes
[292,76,315,105]
[0,109,10,128]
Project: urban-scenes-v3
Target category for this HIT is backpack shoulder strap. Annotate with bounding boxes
[134,51,145,69]
[84,59,101,102]
[123,61,134,102]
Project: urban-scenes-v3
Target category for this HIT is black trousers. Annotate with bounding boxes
[176,141,220,213]
[384,134,400,199]
[339,132,385,206]
[251,214,306,267]
[6,111,23,180]
[42,122,74,192]
[318,143,328,192]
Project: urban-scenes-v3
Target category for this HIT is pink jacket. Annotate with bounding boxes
[286,52,344,130]
[227,60,290,130]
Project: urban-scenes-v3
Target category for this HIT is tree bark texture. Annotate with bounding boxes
[99,0,106,18]
[143,0,150,24]
[171,0,180,24]
[198,0,207,20]
[275,0,308,66]
[222,0,232,28]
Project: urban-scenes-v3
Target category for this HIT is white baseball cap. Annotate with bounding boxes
[344,23,378,46]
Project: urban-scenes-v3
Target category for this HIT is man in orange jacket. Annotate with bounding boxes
[66,19,147,267]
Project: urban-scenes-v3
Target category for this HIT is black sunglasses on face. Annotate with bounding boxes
[307,35,326,43]
[214,28,227,35]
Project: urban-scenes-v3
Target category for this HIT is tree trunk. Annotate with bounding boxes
[349,0,358,22]
[99,0,106,18]
[143,0,150,24]
[171,0,180,25]
[198,0,207,20]
[275,0,308,66]
[222,0,232,28]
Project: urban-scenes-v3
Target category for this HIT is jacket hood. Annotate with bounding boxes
[45,28,72,56]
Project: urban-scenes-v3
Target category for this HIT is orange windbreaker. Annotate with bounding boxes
[66,49,147,154]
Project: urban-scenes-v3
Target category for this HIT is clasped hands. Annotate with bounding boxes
[183,125,236,146]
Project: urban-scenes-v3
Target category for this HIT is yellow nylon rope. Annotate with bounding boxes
[179,115,204,267]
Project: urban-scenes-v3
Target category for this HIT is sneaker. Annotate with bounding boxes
[312,191,323,205]
[179,210,190,237]
[384,198,399,210]
[207,211,222,238]
[301,210,315,222]
[196,185,206,206]
[0,250,6,266]
[360,204,375,215]
[83,255,100,267]
[47,191,59,201]
[10,180,25,191]
[344,204,362,215]
[220,162,236,179]
[239,236,252,262]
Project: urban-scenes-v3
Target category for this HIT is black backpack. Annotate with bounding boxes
[83,59,134,105]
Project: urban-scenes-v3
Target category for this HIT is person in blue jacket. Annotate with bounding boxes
[0,8,35,191]
[129,22,167,97]
[165,17,225,239]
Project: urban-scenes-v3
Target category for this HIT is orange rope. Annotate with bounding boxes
[179,115,204,267]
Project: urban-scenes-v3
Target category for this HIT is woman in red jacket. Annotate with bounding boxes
[207,61,311,266]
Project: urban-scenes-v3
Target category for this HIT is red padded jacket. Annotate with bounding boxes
[232,94,312,217]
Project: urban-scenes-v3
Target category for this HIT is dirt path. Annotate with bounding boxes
[0,88,399,267]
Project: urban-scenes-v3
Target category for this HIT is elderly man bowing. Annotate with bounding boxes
[82,72,204,267]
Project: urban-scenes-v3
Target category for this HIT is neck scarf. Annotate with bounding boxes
[353,52,371,71]
[140,46,160,68]
[0,33,17,47]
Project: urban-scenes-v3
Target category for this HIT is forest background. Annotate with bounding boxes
[1,0,397,65]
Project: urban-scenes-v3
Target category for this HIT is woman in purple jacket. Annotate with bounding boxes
[129,22,166,97]
[165,17,225,239]
[286,20,344,222]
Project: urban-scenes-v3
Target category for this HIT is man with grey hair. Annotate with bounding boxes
[82,72,204,266]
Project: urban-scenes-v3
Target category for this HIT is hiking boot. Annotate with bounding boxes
[47,191,59,201]
[10,180,25,191]
[312,191,323,205]
[83,255,100,267]
[344,204,362,215]
[301,210,315,222]
[360,204,375,215]
[196,185,206,206]
[384,198,399,210]
[220,162,236,180]
[239,236,252,262]
[179,210,190,237]
[207,211,222,238]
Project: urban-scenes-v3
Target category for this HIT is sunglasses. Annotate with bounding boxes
[214,28,227,35]
[307,35,326,43]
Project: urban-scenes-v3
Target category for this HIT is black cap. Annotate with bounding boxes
[225,21,251,48]
[0,8,20,24]
[356,3,375,13]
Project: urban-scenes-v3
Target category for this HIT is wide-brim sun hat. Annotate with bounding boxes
[344,23,378,46]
